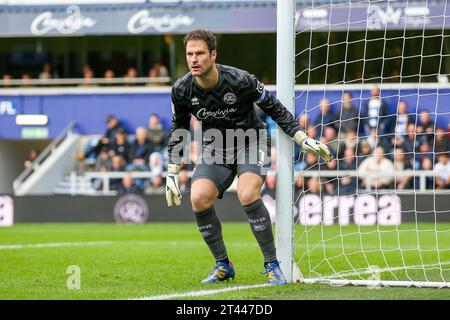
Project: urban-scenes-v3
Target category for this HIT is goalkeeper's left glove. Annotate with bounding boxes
[294,130,334,162]
[166,164,182,207]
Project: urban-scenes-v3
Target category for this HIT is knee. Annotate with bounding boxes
[191,190,216,212]
[238,188,260,206]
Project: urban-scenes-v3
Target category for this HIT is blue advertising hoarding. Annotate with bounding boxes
[0,86,449,140]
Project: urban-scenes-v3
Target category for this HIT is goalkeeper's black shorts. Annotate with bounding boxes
[191,136,271,199]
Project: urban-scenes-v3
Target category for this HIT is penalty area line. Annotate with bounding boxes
[130,284,272,300]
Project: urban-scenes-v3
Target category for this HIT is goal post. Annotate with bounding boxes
[276,0,450,288]
[276,0,297,283]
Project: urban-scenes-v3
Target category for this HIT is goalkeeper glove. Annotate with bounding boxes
[294,130,334,162]
[166,164,182,207]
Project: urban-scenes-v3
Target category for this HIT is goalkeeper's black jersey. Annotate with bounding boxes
[168,64,300,162]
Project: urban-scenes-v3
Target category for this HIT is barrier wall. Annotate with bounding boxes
[0,86,449,140]
[2,192,448,224]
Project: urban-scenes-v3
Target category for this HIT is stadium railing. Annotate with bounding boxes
[66,170,445,195]
[13,122,75,193]
[0,77,171,87]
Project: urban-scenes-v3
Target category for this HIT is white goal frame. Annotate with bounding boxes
[275,0,450,288]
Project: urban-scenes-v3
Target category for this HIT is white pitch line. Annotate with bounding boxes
[320,261,450,279]
[0,241,113,250]
[131,284,272,300]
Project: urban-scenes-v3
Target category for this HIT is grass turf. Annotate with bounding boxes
[0,223,449,300]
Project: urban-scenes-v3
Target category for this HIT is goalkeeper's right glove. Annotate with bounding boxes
[166,164,182,207]
[294,130,334,162]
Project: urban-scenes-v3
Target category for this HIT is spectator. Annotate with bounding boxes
[321,159,338,195]
[306,125,319,140]
[104,69,115,85]
[149,152,163,177]
[179,169,191,193]
[390,135,405,156]
[125,67,138,78]
[295,173,305,191]
[342,129,358,152]
[298,114,310,131]
[415,143,433,167]
[421,157,435,189]
[38,62,53,80]
[120,172,143,194]
[128,127,153,169]
[393,101,413,137]
[302,152,320,171]
[435,128,450,153]
[149,60,169,77]
[2,74,12,87]
[104,69,114,78]
[81,68,96,87]
[124,67,138,85]
[362,86,391,135]
[92,165,109,191]
[109,129,131,163]
[334,91,359,135]
[82,64,92,76]
[435,153,450,189]
[401,123,420,161]
[313,98,334,129]
[148,114,166,152]
[78,114,125,160]
[21,73,32,87]
[338,148,357,194]
[321,126,344,159]
[110,155,126,191]
[24,148,40,169]
[393,147,413,190]
[148,174,165,194]
[356,140,372,167]
[416,109,434,145]
[363,128,391,152]
[95,149,111,171]
[148,68,159,79]
[358,146,395,189]
[306,177,321,194]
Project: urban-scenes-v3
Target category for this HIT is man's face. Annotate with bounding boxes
[375,147,384,162]
[420,111,430,123]
[186,40,216,77]
[398,102,407,114]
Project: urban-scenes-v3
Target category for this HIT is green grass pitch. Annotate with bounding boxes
[0,223,449,300]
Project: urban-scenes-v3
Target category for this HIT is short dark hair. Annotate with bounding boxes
[183,29,216,53]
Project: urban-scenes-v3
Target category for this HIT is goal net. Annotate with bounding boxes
[281,0,450,288]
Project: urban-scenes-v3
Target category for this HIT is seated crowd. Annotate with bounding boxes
[79,87,450,195]
[263,88,449,194]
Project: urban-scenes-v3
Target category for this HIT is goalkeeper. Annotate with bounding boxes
[166,29,332,285]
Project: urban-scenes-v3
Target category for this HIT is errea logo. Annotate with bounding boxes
[191,97,199,106]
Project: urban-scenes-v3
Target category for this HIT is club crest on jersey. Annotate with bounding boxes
[223,92,237,105]
[191,97,199,106]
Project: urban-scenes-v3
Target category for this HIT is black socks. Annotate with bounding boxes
[242,198,277,263]
[194,206,229,262]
